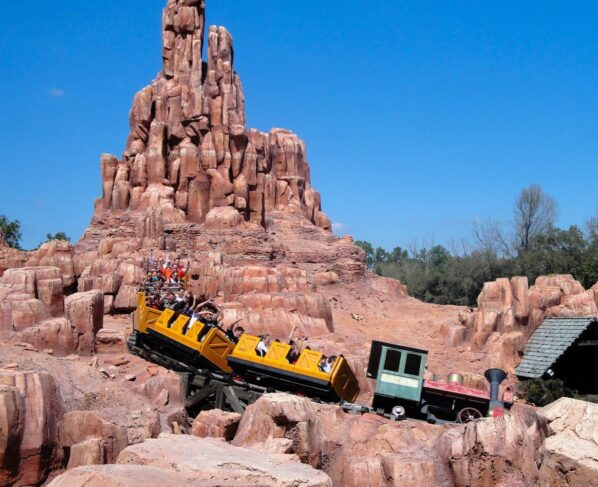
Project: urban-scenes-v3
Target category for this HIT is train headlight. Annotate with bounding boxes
[391,405,406,419]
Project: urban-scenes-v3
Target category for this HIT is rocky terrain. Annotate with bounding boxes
[1,0,598,485]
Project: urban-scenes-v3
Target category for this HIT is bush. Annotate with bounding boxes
[516,378,573,406]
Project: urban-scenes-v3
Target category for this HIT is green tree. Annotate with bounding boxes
[355,240,374,268]
[428,245,450,268]
[516,226,587,284]
[516,378,573,406]
[44,232,70,242]
[37,232,71,250]
[388,246,408,263]
[0,215,22,249]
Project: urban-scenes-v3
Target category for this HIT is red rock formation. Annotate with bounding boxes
[64,291,104,355]
[59,410,129,466]
[191,409,241,441]
[537,397,598,485]
[0,370,64,486]
[22,318,76,356]
[0,266,65,334]
[0,233,28,276]
[69,0,398,350]
[112,435,332,486]
[28,241,77,289]
[436,413,545,486]
[451,274,598,371]
[97,0,329,232]
[232,393,452,487]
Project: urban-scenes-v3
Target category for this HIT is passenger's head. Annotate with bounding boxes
[234,326,244,338]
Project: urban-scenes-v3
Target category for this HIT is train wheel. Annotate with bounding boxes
[457,407,483,423]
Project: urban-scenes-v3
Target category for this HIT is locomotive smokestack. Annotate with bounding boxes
[484,368,507,414]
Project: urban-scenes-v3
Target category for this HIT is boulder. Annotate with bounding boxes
[7,297,49,332]
[115,435,332,486]
[143,373,184,410]
[191,409,241,441]
[204,206,242,229]
[94,329,127,354]
[60,410,129,465]
[47,465,195,487]
[27,240,77,288]
[114,284,139,311]
[435,413,545,487]
[0,245,29,277]
[0,370,64,486]
[64,291,104,355]
[537,397,598,486]
[21,317,76,356]
[67,438,105,469]
[371,276,408,296]
[233,393,450,486]
[0,266,65,333]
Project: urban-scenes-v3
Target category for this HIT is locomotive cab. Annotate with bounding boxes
[367,341,427,418]
[366,340,512,423]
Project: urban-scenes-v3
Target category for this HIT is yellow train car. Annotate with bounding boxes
[131,292,360,406]
[132,292,235,372]
[228,334,360,403]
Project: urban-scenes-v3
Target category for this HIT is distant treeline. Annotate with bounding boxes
[357,185,598,307]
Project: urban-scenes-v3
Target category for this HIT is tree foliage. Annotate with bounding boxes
[44,232,70,243]
[0,215,22,249]
[359,186,598,306]
[516,378,573,407]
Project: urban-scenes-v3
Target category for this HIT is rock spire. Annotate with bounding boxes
[99,0,331,231]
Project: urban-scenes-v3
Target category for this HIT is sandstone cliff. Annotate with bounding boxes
[69,0,407,344]
[98,0,330,230]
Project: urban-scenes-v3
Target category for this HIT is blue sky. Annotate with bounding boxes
[1,1,597,250]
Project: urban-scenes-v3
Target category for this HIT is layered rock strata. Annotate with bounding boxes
[445,274,598,371]
[48,435,333,487]
[98,0,330,231]
[70,0,406,346]
[0,370,64,486]
[230,393,597,487]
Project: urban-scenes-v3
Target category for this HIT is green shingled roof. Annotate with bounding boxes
[515,317,597,379]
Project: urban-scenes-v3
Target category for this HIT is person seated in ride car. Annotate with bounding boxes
[167,273,180,288]
[150,270,162,283]
[182,290,195,308]
[148,293,161,309]
[176,259,189,278]
[171,292,187,312]
[142,271,152,287]
[318,355,329,373]
[159,255,175,281]
[225,324,245,344]
[161,291,177,309]
[287,336,307,364]
[325,355,337,373]
[256,335,272,356]
[287,340,299,364]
